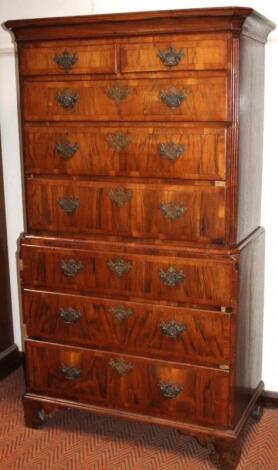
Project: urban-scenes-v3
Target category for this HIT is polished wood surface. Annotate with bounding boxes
[25,339,230,427]
[23,289,231,367]
[23,75,228,122]
[23,125,227,180]
[5,7,275,469]
[26,178,226,243]
[20,242,236,307]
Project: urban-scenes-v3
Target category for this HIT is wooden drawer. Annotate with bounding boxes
[26,340,230,427]
[24,125,227,180]
[26,178,226,244]
[20,42,117,76]
[20,244,236,307]
[22,75,228,122]
[120,35,228,73]
[23,289,231,368]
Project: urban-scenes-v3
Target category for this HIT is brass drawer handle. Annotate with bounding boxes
[55,140,80,160]
[159,266,185,287]
[158,381,183,399]
[160,319,186,339]
[60,258,83,277]
[159,201,186,221]
[57,196,80,214]
[53,49,78,71]
[60,363,82,380]
[109,358,133,375]
[107,257,132,278]
[56,90,79,109]
[105,131,132,152]
[105,82,130,104]
[58,307,80,325]
[157,46,184,68]
[108,186,132,208]
[108,304,134,322]
[160,88,186,109]
[157,142,185,162]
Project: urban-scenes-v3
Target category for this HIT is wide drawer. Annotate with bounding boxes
[23,289,231,367]
[20,244,236,307]
[20,41,117,76]
[22,75,228,122]
[24,125,227,180]
[26,178,226,244]
[26,340,230,427]
[120,35,229,73]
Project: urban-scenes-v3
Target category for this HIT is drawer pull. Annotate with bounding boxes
[107,257,132,278]
[160,88,186,109]
[53,49,78,71]
[60,258,83,277]
[157,46,184,68]
[108,186,132,207]
[108,304,134,322]
[158,381,183,399]
[60,363,82,380]
[105,82,130,105]
[159,266,185,287]
[56,90,79,109]
[157,142,185,162]
[55,140,80,160]
[105,131,132,152]
[57,196,80,214]
[159,201,187,221]
[160,319,186,339]
[59,307,80,325]
[109,358,133,375]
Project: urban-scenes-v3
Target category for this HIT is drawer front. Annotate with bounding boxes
[26,340,230,426]
[26,178,226,244]
[121,36,228,73]
[20,42,116,76]
[21,245,236,307]
[23,289,231,367]
[23,76,228,122]
[24,125,227,180]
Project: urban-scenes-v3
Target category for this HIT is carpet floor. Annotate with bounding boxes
[0,368,277,470]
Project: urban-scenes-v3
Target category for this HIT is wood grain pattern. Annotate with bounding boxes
[23,125,227,180]
[120,35,228,72]
[25,339,230,427]
[26,178,226,243]
[22,75,229,122]
[20,42,116,76]
[23,289,231,367]
[20,243,237,307]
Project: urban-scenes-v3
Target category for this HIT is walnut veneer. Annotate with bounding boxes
[5,7,275,469]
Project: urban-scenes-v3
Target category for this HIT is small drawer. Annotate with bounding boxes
[20,42,117,76]
[24,125,227,180]
[26,178,226,244]
[26,340,230,427]
[121,35,228,73]
[23,289,231,368]
[20,243,237,308]
[22,75,228,122]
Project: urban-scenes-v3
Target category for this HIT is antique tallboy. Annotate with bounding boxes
[5,7,275,469]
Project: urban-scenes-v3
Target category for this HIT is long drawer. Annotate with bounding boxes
[26,178,226,244]
[23,289,231,367]
[20,244,236,307]
[26,340,230,427]
[24,125,227,180]
[22,75,228,122]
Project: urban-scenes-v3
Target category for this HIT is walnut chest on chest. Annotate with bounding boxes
[5,7,275,469]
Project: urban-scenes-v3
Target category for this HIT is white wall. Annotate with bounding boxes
[0,0,277,390]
